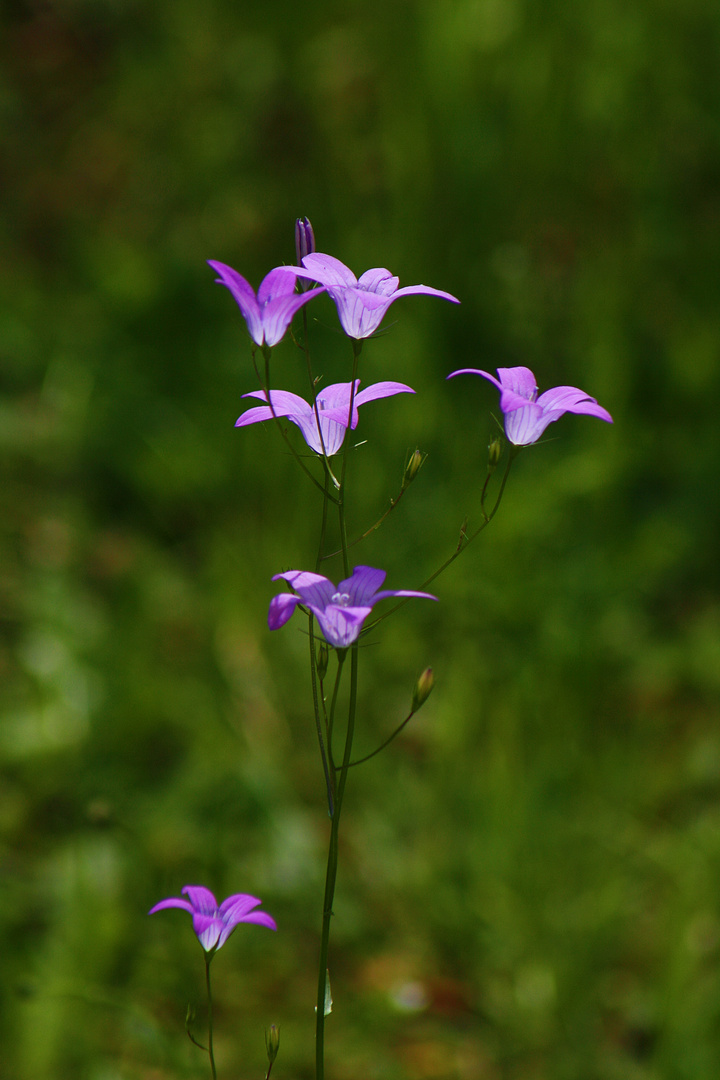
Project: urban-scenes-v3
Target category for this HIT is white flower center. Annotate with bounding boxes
[331,592,351,607]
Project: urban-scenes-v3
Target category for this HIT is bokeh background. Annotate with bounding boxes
[2,0,720,1077]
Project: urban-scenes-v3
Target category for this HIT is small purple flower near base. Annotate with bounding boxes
[277,253,460,339]
[447,366,613,445]
[268,565,437,649]
[236,379,414,456]
[149,886,277,953]
[209,260,325,348]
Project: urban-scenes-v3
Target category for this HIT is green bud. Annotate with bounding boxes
[265,1024,280,1065]
[316,641,329,681]
[411,668,434,712]
[488,438,502,470]
[403,449,425,488]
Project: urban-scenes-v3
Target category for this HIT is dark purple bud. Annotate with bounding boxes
[295,217,315,263]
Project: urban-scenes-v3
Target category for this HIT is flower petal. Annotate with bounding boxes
[372,589,438,603]
[260,287,325,347]
[537,386,614,424]
[236,388,309,426]
[238,910,278,931]
[192,913,223,951]
[339,565,387,605]
[274,570,337,608]
[257,267,300,305]
[209,261,263,345]
[393,283,460,304]
[313,604,373,648]
[182,885,219,914]
[495,366,538,399]
[356,268,399,295]
[354,381,415,408]
[148,896,195,916]
[503,404,549,445]
[299,253,358,288]
[268,592,302,630]
[218,893,264,921]
[446,367,501,388]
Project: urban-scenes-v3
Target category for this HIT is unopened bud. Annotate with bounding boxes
[295,217,315,263]
[411,668,434,713]
[403,449,425,488]
[265,1024,280,1066]
[487,438,502,470]
[316,641,329,681]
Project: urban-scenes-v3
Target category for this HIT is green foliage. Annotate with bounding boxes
[2,0,719,1077]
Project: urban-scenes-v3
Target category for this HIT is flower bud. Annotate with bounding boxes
[487,437,502,470]
[316,641,329,681]
[265,1024,280,1066]
[403,448,425,489]
[411,668,434,713]
[295,217,315,263]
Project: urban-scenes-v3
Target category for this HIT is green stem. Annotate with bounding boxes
[204,954,217,1080]
[315,645,358,1080]
[365,446,517,633]
[309,614,334,816]
[251,349,339,501]
[336,342,361,578]
[315,338,362,1080]
[342,707,416,768]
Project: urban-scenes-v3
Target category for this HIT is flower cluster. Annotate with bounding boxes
[149,222,616,1080]
[211,253,459,345]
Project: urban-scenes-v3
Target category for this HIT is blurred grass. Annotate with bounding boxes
[2,0,720,1077]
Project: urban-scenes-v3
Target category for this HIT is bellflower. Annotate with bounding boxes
[149,885,277,953]
[447,366,613,445]
[268,565,437,649]
[277,253,460,339]
[209,260,325,348]
[236,379,414,456]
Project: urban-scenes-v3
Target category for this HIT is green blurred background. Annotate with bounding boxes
[2,0,720,1077]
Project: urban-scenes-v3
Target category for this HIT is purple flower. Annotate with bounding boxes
[277,253,460,339]
[149,886,277,952]
[447,366,613,445]
[236,379,414,456]
[268,565,437,649]
[209,260,325,348]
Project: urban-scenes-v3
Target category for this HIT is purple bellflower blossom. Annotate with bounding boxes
[447,366,613,445]
[149,886,277,953]
[276,253,460,339]
[236,379,414,456]
[208,260,325,348]
[268,565,438,649]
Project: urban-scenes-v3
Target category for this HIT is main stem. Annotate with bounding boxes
[315,646,358,1080]
[204,955,217,1080]
[315,340,361,1080]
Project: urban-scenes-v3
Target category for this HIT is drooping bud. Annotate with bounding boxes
[403,448,425,489]
[487,437,502,471]
[411,668,434,713]
[265,1024,280,1067]
[295,217,315,263]
[316,641,329,681]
